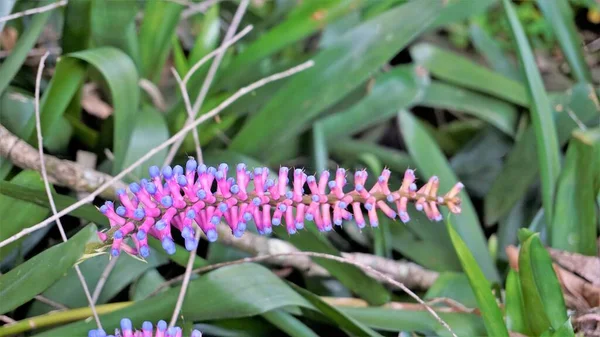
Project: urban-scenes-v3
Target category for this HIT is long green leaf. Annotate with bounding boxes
[399,111,499,281]
[32,264,313,337]
[91,0,140,65]
[518,229,568,335]
[330,139,414,173]
[410,42,528,106]
[0,0,52,95]
[341,307,487,337]
[505,270,529,335]
[0,225,97,314]
[536,0,592,83]
[551,128,600,255]
[230,0,443,159]
[420,81,518,136]
[0,171,49,259]
[502,0,562,226]
[485,84,600,225]
[262,310,319,337]
[0,88,35,179]
[446,218,508,337]
[469,24,520,82]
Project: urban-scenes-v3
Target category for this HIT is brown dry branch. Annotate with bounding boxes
[0,124,127,200]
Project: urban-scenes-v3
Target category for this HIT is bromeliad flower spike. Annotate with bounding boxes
[88,319,202,337]
[97,159,463,258]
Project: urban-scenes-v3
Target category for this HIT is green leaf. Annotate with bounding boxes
[399,110,499,282]
[536,0,592,83]
[0,88,35,179]
[425,272,477,308]
[272,225,390,306]
[330,139,414,173]
[420,81,518,136]
[505,270,530,335]
[138,0,183,81]
[130,269,166,301]
[320,65,426,141]
[188,3,220,68]
[217,0,364,89]
[541,319,575,337]
[262,310,319,337]
[0,171,50,259]
[291,285,383,337]
[502,0,562,226]
[34,264,313,337]
[0,0,52,95]
[551,128,600,255]
[446,217,508,337]
[36,47,139,173]
[469,24,520,82]
[230,0,444,159]
[28,252,167,316]
[518,230,568,335]
[311,122,328,173]
[91,0,140,65]
[485,83,600,225]
[340,307,487,337]
[0,225,97,315]
[410,42,528,106]
[121,105,169,180]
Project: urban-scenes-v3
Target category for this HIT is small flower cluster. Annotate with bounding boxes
[98,159,463,258]
[88,319,201,337]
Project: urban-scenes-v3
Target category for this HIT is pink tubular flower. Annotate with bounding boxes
[88,319,201,337]
[98,159,463,258]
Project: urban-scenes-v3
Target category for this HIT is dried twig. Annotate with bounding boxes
[34,295,68,311]
[0,0,68,23]
[0,59,314,249]
[155,251,458,337]
[33,52,102,330]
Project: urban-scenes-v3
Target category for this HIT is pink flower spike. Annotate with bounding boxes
[401,169,416,194]
[377,168,392,195]
[100,202,126,226]
[445,182,464,199]
[318,170,330,194]
[295,203,306,229]
[377,200,397,219]
[252,207,264,233]
[351,202,365,229]
[321,204,332,231]
[278,167,289,196]
[367,207,379,227]
[313,207,325,231]
[97,232,108,241]
[306,175,320,195]
[285,206,296,234]
[262,205,272,234]
[396,196,410,223]
[253,167,266,196]
[334,168,346,190]
[292,169,304,202]
[333,204,342,226]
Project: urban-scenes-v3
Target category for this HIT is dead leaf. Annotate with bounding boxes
[82,83,113,119]
[0,26,18,51]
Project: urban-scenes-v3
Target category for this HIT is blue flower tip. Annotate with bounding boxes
[142,321,153,331]
[357,221,365,228]
[254,167,262,175]
[129,183,140,193]
[230,185,240,194]
[157,320,167,331]
[237,222,247,232]
[173,165,183,175]
[364,203,373,211]
[288,228,296,235]
[378,176,385,183]
[215,171,224,180]
[162,166,173,178]
[116,206,126,216]
[114,230,123,239]
[186,209,196,219]
[285,191,293,199]
[355,184,363,191]
[185,238,198,251]
[218,163,228,171]
[305,214,314,221]
[334,219,343,226]
[386,194,394,202]
[99,205,108,214]
[218,203,228,212]
[134,208,145,219]
[278,204,287,212]
[237,163,246,171]
[339,202,347,209]
[95,329,107,337]
[186,158,197,171]
[294,168,302,175]
[371,221,379,227]
[272,218,281,226]
[197,190,207,199]
[210,215,220,225]
[111,248,120,257]
[264,227,272,235]
[197,164,207,174]
[88,330,98,337]
[295,222,305,230]
[155,220,166,231]
[140,246,150,258]
[207,166,217,174]
[136,230,147,240]
[206,229,218,242]
[120,318,132,331]
[325,224,333,231]
[177,175,187,186]
[307,175,315,183]
[191,329,202,337]
[145,183,157,194]
[252,197,261,206]
[149,166,160,177]
[161,196,173,207]
[116,188,125,196]
[243,212,252,222]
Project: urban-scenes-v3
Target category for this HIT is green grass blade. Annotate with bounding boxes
[536,0,592,83]
[485,83,599,224]
[0,0,52,95]
[410,43,528,106]
[518,229,568,335]
[262,310,319,337]
[420,81,518,137]
[330,139,414,172]
[0,225,97,314]
[230,0,443,159]
[446,217,509,337]
[91,0,140,66]
[501,0,562,226]
[551,128,599,255]
[399,110,499,282]
[505,270,530,335]
[469,24,521,82]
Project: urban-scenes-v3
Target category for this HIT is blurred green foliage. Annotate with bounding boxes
[0,0,598,336]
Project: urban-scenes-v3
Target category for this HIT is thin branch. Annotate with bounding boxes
[181,0,225,19]
[138,79,167,112]
[34,295,68,311]
[0,0,68,23]
[164,6,252,165]
[0,315,16,324]
[171,68,202,159]
[33,52,102,330]
[0,57,314,248]
[155,251,458,337]
[91,256,119,305]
